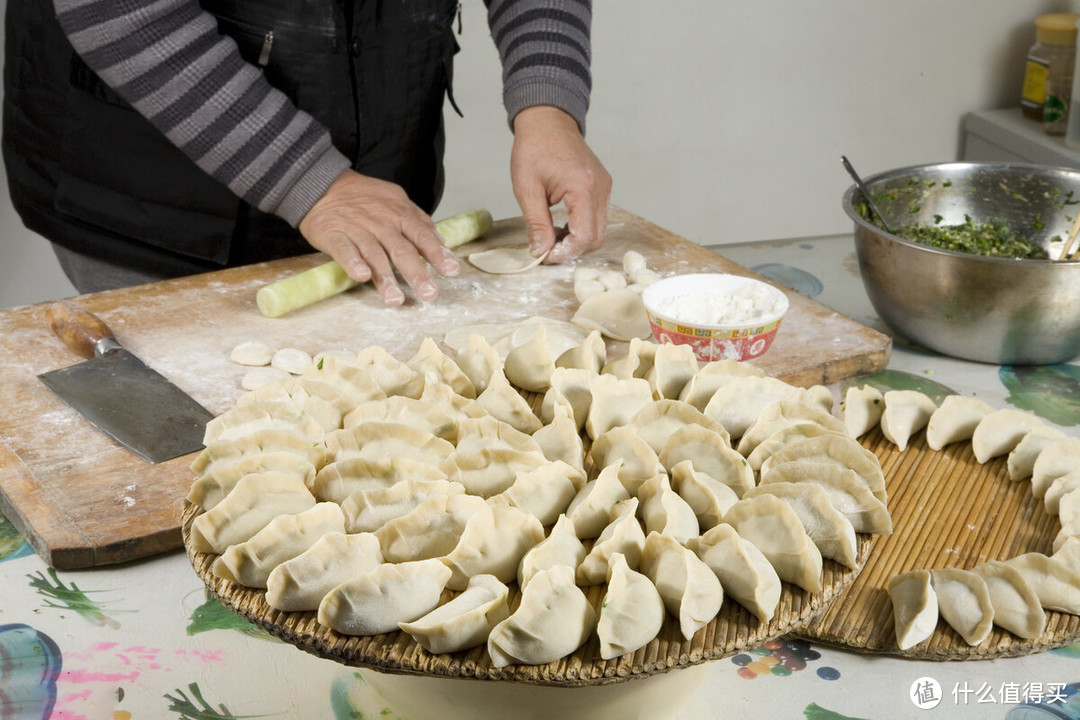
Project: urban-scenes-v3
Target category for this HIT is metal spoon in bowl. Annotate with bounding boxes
[841,155,895,235]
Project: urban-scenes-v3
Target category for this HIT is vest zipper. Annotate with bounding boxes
[257,30,274,67]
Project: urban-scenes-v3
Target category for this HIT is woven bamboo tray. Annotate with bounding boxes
[182,500,870,686]
[797,428,1080,660]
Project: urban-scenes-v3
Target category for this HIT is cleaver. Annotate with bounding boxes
[38,301,214,464]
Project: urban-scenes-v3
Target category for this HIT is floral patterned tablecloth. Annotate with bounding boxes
[3,233,1079,720]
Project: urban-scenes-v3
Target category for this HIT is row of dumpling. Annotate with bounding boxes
[889,539,1080,650]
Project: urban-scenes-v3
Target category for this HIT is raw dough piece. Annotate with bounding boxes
[230,340,275,366]
[271,347,313,375]
[931,568,994,646]
[468,244,548,274]
[887,569,938,650]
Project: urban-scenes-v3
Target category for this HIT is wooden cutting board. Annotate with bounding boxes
[0,206,890,569]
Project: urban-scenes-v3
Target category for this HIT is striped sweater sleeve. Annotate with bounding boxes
[485,0,593,134]
[52,0,350,228]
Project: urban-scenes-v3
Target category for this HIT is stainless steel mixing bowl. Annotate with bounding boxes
[842,162,1080,365]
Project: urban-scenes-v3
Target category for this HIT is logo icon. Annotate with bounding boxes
[911,677,943,710]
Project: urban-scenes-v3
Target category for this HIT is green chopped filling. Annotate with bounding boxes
[893,215,1049,259]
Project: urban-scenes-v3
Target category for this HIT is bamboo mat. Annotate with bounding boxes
[183,501,870,686]
[796,428,1080,660]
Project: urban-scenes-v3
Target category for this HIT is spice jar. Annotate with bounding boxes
[1020,13,1080,134]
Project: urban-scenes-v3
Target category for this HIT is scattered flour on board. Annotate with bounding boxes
[655,285,786,326]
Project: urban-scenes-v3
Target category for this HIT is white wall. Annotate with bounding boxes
[1,0,1075,308]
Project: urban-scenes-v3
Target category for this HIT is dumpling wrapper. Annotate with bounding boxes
[596,553,665,660]
[887,569,938,650]
[398,574,510,654]
[468,244,548,274]
[487,565,596,667]
[318,559,452,636]
[931,568,994,646]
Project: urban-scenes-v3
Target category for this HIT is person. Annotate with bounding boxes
[2,0,611,305]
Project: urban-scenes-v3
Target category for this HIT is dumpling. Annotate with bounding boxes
[318,558,452,635]
[887,569,938,650]
[925,395,994,451]
[455,415,543,455]
[265,532,383,612]
[487,565,596,667]
[313,456,447,504]
[343,396,455,440]
[477,369,543,434]
[441,504,546,590]
[639,532,724,640]
[190,426,328,476]
[517,515,587,589]
[971,560,1046,640]
[645,342,699,400]
[627,398,729,455]
[587,425,665,493]
[353,345,425,398]
[1006,552,1080,614]
[678,358,765,411]
[736,400,847,456]
[596,553,665,660]
[1054,517,1080,554]
[531,403,585,472]
[659,424,753,497]
[407,337,476,398]
[971,408,1047,464]
[1059,486,1080,527]
[503,325,558,393]
[374,494,488,563]
[669,459,739,532]
[540,367,595,428]
[759,433,887,504]
[703,376,812,440]
[571,288,653,342]
[1043,470,1080,516]
[758,465,892,535]
[487,460,586,526]
[238,375,356,415]
[190,471,316,554]
[554,330,606,373]
[602,337,658,380]
[1055,536,1080,572]
[1007,426,1068,481]
[636,474,700,543]
[325,422,454,468]
[398,574,511,654]
[743,481,858,570]
[807,385,835,414]
[302,355,388,406]
[565,462,632,539]
[931,568,994,646]
[577,499,647,585]
[744,423,843,474]
[721,494,823,593]
[203,399,327,445]
[439,446,549,498]
[418,382,489,424]
[340,479,465,533]
[188,451,317,510]
[879,390,937,451]
[840,385,884,439]
[585,374,653,439]
[453,333,502,394]
[212,502,346,588]
[1032,438,1080,499]
[687,523,781,623]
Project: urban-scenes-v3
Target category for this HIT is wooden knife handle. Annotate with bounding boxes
[45,302,117,359]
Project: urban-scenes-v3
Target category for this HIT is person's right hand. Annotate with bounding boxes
[297,169,461,306]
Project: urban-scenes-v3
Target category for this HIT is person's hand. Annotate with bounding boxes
[510,105,612,263]
[297,169,461,306]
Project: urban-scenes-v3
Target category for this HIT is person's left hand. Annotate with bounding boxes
[510,105,612,264]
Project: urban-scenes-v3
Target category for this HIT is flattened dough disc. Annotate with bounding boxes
[468,245,549,274]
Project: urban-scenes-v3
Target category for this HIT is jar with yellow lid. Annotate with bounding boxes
[1020,12,1079,134]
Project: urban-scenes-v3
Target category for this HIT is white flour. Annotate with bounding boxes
[656,285,784,326]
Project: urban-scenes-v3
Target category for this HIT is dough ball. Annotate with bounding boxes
[271,347,314,375]
[230,341,275,366]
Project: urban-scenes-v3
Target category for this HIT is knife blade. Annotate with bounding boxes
[38,301,214,463]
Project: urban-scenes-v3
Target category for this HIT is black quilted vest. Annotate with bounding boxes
[2,0,458,277]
